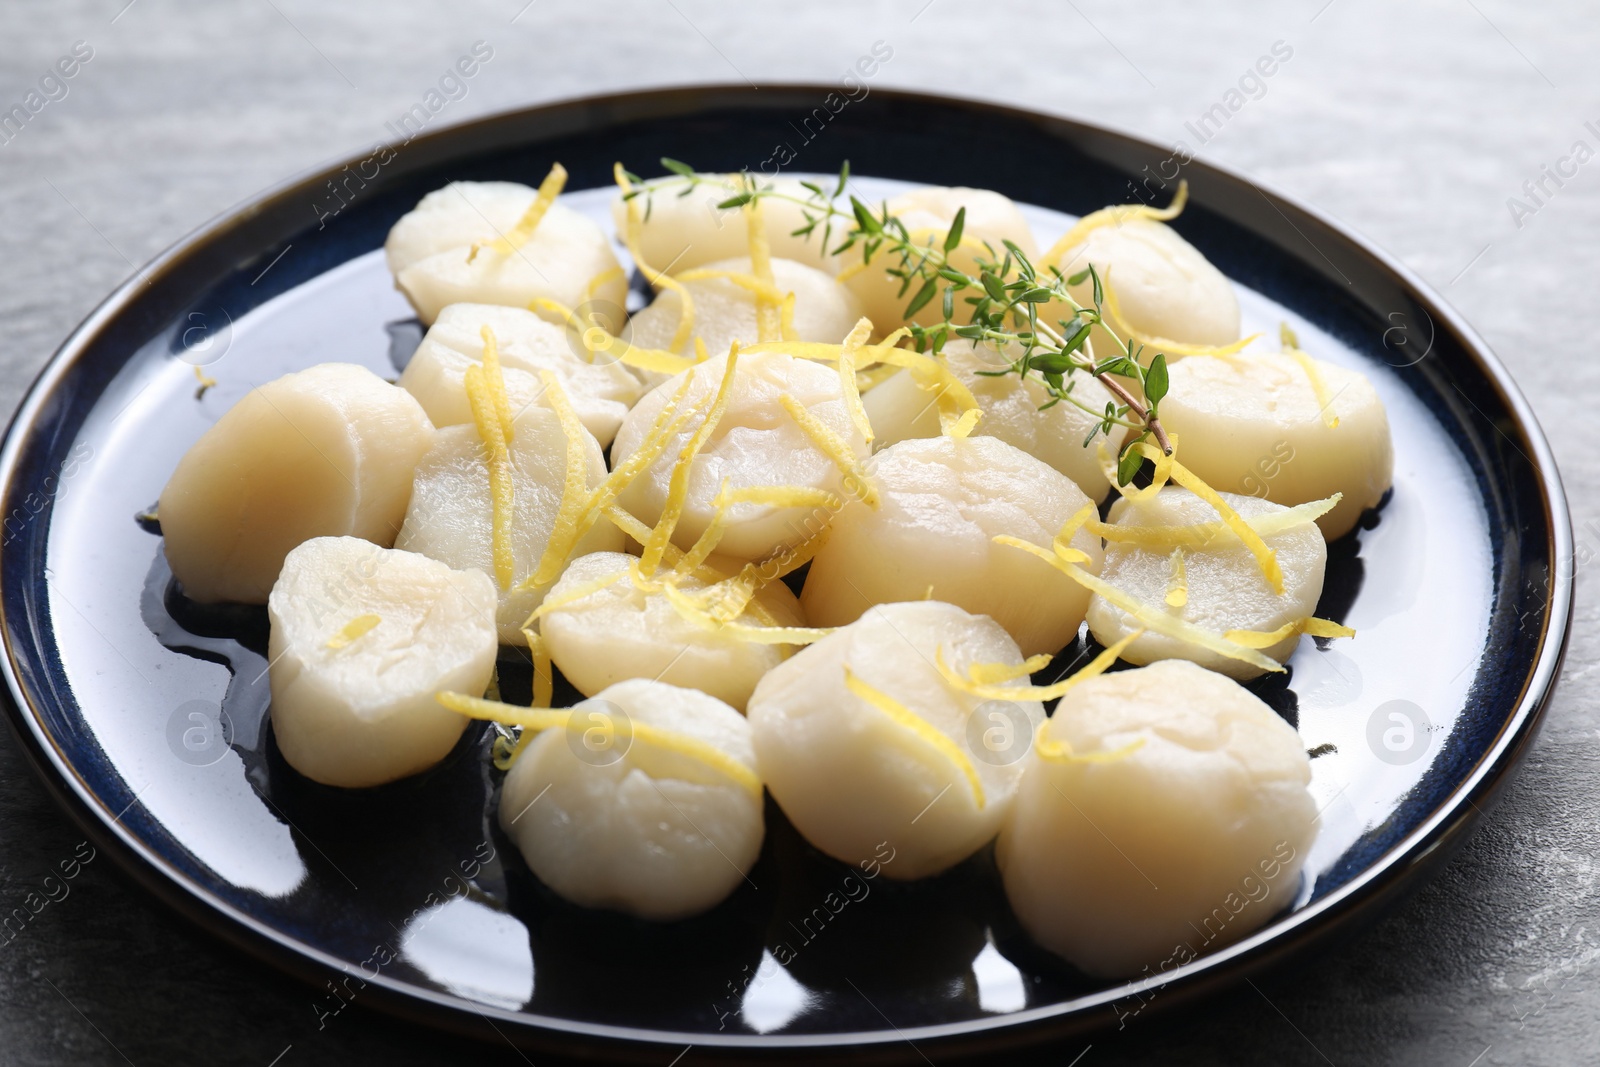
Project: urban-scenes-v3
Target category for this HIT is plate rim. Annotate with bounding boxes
[0,83,1575,1058]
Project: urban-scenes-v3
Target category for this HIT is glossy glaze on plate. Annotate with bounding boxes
[0,88,1571,1061]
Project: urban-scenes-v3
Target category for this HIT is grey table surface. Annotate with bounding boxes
[0,1,1595,1064]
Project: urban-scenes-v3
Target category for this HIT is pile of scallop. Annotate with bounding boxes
[157,161,1392,980]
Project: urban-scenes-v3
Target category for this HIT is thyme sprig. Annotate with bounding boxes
[623,160,1178,479]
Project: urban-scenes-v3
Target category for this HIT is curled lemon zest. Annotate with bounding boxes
[842,667,984,810]
[528,370,594,587]
[1287,349,1341,429]
[1165,547,1188,608]
[935,629,1143,702]
[325,613,380,650]
[779,393,878,507]
[522,626,554,712]
[744,194,782,344]
[945,406,982,439]
[1053,502,1097,564]
[436,691,762,798]
[969,654,1054,686]
[193,365,217,394]
[1044,180,1189,266]
[1097,438,1175,503]
[1035,725,1147,765]
[518,378,704,592]
[838,318,876,445]
[640,345,743,575]
[613,163,696,353]
[1150,447,1284,595]
[992,534,1284,673]
[521,568,630,627]
[1224,616,1356,648]
[672,269,790,306]
[1092,494,1342,551]
[531,297,695,376]
[659,582,830,644]
[1102,275,1261,359]
[465,363,516,589]
[478,326,515,443]
[470,163,567,263]
[585,264,625,300]
[780,291,799,343]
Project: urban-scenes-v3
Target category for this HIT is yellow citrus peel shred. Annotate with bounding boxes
[528,370,592,587]
[530,297,694,376]
[613,163,696,353]
[1224,616,1356,647]
[640,345,743,575]
[1287,348,1341,429]
[470,163,567,263]
[1122,437,1284,594]
[936,629,1143,702]
[1044,180,1189,267]
[478,326,515,443]
[778,393,878,507]
[838,318,877,446]
[842,666,985,810]
[1053,502,1097,564]
[992,534,1285,673]
[464,363,516,589]
[1101,275,1261,359]
[1091,494,1341,550]
[325,614,380,650]
[436,691,762,797]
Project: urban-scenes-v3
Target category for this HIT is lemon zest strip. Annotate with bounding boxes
[842,667,985,810]
[325,614,380,650]
[968,654,1054,686]
[780,291,799,343]
[436,691,762,798]
[1043,180,1189,266]
[659,583,831,645]
[465,363,516,589]
[470,163,567,263]
[530,297,695,375]
[778,393,878,507]
[1287,349,1341,428]
[478,326,515,443]
[640,345,743,575]
[1224,616,1356,648]
[1091,494,1342,551]
[936,629,1143,702]
[992,534,1284,673]
[521,569,630,628]
[518,377,704,591]
[671,269,790,306]
[613,163,697,353]
[838,318,876,446]
[1153,448,1285,595]
[585,265,625,300]
[744,195,782,343]
[527,370,594,588]
[1101,276,1261,359]
[1035,725,1147,765]
[1053,502,1097,564]
[522,626,554,712]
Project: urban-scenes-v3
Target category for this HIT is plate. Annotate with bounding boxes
[0,86,1572,1061]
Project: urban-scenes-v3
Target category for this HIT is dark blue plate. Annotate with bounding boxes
[0,87,1572,1061]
